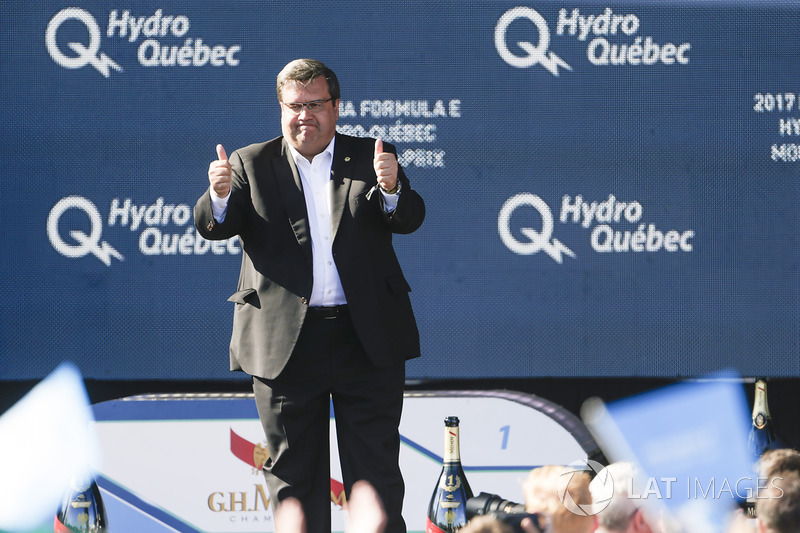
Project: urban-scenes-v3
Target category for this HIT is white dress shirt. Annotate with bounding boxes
[288,137,345,306]
[209,137,399,307]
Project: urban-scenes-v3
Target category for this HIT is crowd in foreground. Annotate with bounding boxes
[273,448,800,533]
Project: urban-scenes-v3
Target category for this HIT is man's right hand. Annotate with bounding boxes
[208,144,232,198]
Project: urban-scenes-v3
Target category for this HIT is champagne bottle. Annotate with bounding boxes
[426,416,474,533]
[54,476,108,532]
[748,378,778,459]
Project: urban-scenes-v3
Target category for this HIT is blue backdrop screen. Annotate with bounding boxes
[2,1,798,380]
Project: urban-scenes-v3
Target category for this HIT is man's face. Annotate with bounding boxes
[280,76,339,160]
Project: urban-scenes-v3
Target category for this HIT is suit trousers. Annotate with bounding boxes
[252,309,407,533]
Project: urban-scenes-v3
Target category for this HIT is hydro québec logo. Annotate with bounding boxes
[46,7,242,77]
[47,195,241,266]
[494,6,692,75]
[498,193,695,262]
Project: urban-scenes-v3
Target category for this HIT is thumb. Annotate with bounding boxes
[216,143,228,161]
[374,138,383,158]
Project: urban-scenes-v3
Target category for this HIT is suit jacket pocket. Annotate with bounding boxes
[227,288,258,306]
[354,186,384,216]
[386,275,411,294]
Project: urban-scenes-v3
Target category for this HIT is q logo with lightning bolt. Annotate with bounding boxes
[46,8,123,78]
[498,193,575,263]
[47,196,123,266]
[495,7,571,76]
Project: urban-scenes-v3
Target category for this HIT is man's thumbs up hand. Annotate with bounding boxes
[209,143,232,198]
[373,139,398,193]
[216,143,228,162]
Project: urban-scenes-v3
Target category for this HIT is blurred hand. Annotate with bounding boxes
[274,497,305,533]
[521,516,542,533]
[725,509,756,533]
[346,481,387,533]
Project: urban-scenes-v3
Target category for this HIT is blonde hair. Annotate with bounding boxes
[461,515,514,533]
[757,470,800,533]
[522,465,594,533]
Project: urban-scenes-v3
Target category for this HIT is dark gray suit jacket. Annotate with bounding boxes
[194,133,425,380]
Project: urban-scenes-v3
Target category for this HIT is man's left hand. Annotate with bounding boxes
[374,139,398,193]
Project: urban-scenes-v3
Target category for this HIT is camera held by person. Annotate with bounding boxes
[466,492,547,533]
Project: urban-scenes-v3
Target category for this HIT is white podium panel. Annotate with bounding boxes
[92,390,598,532]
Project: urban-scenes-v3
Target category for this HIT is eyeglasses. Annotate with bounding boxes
[282,98,334,114]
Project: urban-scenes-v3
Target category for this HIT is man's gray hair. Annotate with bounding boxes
[590,461,646,531]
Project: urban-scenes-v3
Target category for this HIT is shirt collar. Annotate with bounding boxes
[287,136,336,166]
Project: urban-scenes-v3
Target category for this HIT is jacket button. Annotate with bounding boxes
[300,297,308,305]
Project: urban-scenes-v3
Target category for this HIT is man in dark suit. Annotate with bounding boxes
[194,59,425,533]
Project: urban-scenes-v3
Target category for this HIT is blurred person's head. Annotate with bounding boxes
[758,449,800,479]
[756,470,800,533]
[589,462,654,533]
[523,465,595,533]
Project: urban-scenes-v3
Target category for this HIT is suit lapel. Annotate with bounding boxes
[330,134,353,242]
[274,139,312,261]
